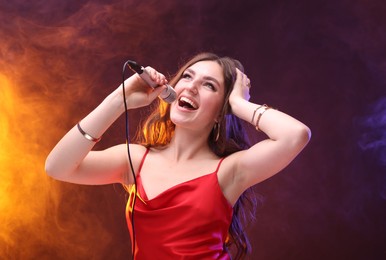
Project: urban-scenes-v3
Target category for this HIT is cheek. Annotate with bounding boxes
[173,81,183,93]
[203,96,224,119]
[169,103,184,123]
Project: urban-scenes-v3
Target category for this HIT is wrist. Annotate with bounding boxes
[252,104,271,131]
[229,96,246,113]
[103,89,128,115]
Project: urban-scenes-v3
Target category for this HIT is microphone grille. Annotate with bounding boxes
[160,84,177,103]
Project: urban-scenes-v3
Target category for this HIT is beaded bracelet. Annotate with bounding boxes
[77,122,102,142]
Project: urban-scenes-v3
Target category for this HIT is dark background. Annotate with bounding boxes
[0,0,385,259]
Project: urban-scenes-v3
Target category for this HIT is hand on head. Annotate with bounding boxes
[228,68,251,112]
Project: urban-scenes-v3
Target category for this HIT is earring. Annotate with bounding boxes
[213,122,220,142]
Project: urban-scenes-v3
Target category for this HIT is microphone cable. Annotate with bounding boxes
[121,60,138,260]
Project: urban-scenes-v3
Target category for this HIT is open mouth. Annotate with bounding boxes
[178,96,198,110]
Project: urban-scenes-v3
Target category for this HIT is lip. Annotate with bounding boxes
[177,94,199,110]
[176,104,196,113]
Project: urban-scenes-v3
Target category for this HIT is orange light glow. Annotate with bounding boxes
[0,2,162,258]
[0,73,53,253]
[0,14,122,259]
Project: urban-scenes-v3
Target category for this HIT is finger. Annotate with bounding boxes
[147,67,157,81]
[147,67,167,85]
[246,78,251,88]
[148,85,167,100]
[235,68,243,80]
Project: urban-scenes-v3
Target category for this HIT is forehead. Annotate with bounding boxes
[187,60,224,85]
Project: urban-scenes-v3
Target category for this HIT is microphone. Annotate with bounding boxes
[126,60,176,103]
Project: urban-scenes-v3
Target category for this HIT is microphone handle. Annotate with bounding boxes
[127,60,176,103]
[136,66,159,88]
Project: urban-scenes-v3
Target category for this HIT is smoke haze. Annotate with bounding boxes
[1,0,385,259]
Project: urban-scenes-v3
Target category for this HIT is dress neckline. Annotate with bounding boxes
[136,148,225,201]
[138,171,218,201]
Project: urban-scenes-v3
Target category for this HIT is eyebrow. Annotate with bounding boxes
[185,68,221,87]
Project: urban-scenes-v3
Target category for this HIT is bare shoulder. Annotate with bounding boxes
[217,151,246,206]
[124,143,148,180]
[127,143,148,156]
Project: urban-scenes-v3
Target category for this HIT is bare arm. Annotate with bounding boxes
[45,68,167,185]
[224,69,311,201]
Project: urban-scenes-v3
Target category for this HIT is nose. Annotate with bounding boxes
[186,80,198,95]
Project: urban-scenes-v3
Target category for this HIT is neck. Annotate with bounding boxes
[166,127,215,162]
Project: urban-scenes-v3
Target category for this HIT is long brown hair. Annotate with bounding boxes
[135,52,258,259]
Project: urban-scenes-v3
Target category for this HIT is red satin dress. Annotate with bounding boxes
[126,149,233,259]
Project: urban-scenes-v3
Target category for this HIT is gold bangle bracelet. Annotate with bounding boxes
[77,122,102,142]
[251,105,264,124]
[255,105,270,132]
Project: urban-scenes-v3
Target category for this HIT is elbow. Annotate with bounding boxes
[44,158,57,179]
[279,123,311,151]
[293,124,311,148]
[45,156,79,182]
[44,157,64,180]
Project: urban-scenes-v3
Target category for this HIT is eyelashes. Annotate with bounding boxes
[180,72,217,91]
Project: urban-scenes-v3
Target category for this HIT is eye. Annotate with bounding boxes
[181,72,192,79]
[204,82,216,91]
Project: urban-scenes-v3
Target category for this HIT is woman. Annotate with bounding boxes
[45,52,311,259]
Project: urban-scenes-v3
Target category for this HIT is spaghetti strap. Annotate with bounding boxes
[214,157,225,173]
[136,148,150,177]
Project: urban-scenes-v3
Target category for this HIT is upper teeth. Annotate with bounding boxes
[180,96,197,109]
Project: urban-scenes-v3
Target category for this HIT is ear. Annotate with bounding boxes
[214,114,222,124]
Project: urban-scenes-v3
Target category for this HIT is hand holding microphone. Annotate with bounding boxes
[127,60,176,103]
